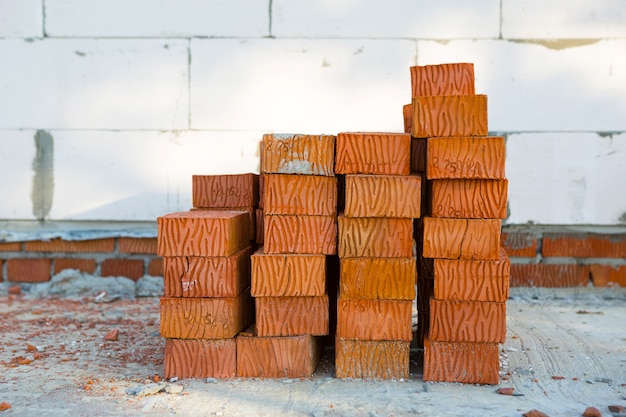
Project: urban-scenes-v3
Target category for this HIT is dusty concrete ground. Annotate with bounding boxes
[0,277,625,417]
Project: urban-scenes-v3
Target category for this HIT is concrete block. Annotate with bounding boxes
[0,0,42,37]
[417,39,626,131]
[0,130,36,219]
[0,39,188,129]
[45,0,269,37]
[190,38,415,132]
[506,132,626,225]
[502,0,626,39]
[272,0,500,39]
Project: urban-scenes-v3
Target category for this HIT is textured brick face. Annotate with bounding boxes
[336,299,413,341]
[192,173,259,208]
[335,132,411,175]
[251,249,326,297]
[118,237,158,254]
[412,95,488,138]
[338,215,413,258]
[263,174,337,215]
[24,238,115,253]
[422,217,501,260]
[7,258,51,282]
[0,242,21,251]
[429,299,506,343]
[339,257,416,300]
[501,233,538,257]
[264,214,337,255]
[164,339,236,379]
[430,179,508,219]
[426,136,506,180]
[510,264,590,287]
[255,296,329,337]
[589,264,626,287]
[344,175,421,218]
[542,233,626,258]
[101,259,144,280]
[261,134,336,176]
[410,63,475,97]
[335,339,410,380]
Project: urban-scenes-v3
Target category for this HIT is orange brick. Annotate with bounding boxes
[148,257,163,276]
[501,232,538,257]
[0,242,21,251]
[164,338,236,379]
[335,339,409,380]
[589,264,626,287]
[510,264,590,287]
[411,137,427,173]
[403,103,412,134]
[423,338,499,385]
[191,207,256,241]
[7,258,51,282]
[335,132,411,175]
[255,296,329,337]
[118,237,158,254]
[54,258,97,275]
[542,233,626,258]
[336,299,412,341]
[101,259,144,281]
[339,257,416,300]
[236,331,322,378]
[338,215,413,258]
[344,175,421,218]
[422,217,501,260]
[160,291,251,339]
[430,179,508,219]
[192,173,259,208]
[263,174,337,215]
[264,214,337,255]
[163,246,252,298]
[157,211,251,257]
[251,248,326,297]
[255,208,264,245]
[261,134,336,176]
[433,248,510,302]
[412,95,488,138]
[24,238,114,253]
[426,136,506,179]
[410,63,475,97]
[429,299,506,343]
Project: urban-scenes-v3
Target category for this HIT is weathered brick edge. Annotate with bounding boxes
[0,237,162,283]
[501,227,626,287]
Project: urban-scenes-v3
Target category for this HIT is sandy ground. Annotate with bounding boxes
[0,277,625,417]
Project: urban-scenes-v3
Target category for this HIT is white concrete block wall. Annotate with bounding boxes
[0,1,624,226]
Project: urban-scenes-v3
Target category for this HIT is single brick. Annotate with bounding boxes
[590,264,626,287]
[54,258,97,275]
[426,136,506,180]
[24,238,115,253]
[423,338,500,385]
[339,257,416,300]
[501,232,538,257]
[251,248,326,297]
[430,179,508,219]
[160,290,251,339]
[255,295,329,337]
[336,298,413,341]
[264,214,337,255]
[163,246,252,298]
[338,215,413,258]
[403,103,412,134]
[422,217,501,260]
[509,264,590,287]
[411,137,427,173]
[236,330,322,378]
[101,259,144,281]
[410,63,475,97]
[192,207,256,241]
[335,132,411,175]
[433,248,510,302]
[429,299,506,343]
[261,133,335,176]
[344,175,421,218]
[192,173,259,208]
[118,237,158,254]
[412,95,488,138]
[542,233,626,258]
[255,208,264,245]
[7,258,51,283]
[148,257,163,276]
[0,242,21,251]
[157,211,251,257]
[164,338,237,379]
[263,174,337,216]
[335,339,410,380]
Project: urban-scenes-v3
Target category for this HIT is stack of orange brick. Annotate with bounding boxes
[406,63,510,384]
[334,132,419,379]
[158,174,258,379]
[241,134,337,378]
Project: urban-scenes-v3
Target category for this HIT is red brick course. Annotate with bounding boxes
[7,258,52,282]
[542,233,626,258]
[510,264,590,287]
[54,258,97,275]
[589,264,626,287]
[0,242,21,251]
[101,259,144,281]
[118,237,158,254]
[501,233,538,258]
[25,238,115,253]
[147,258,163,276]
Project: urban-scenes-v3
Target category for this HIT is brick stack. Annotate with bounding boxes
[158,174,258,379]
[241,133,336,378]
[406,63,510,384]
[334,132,419,379]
